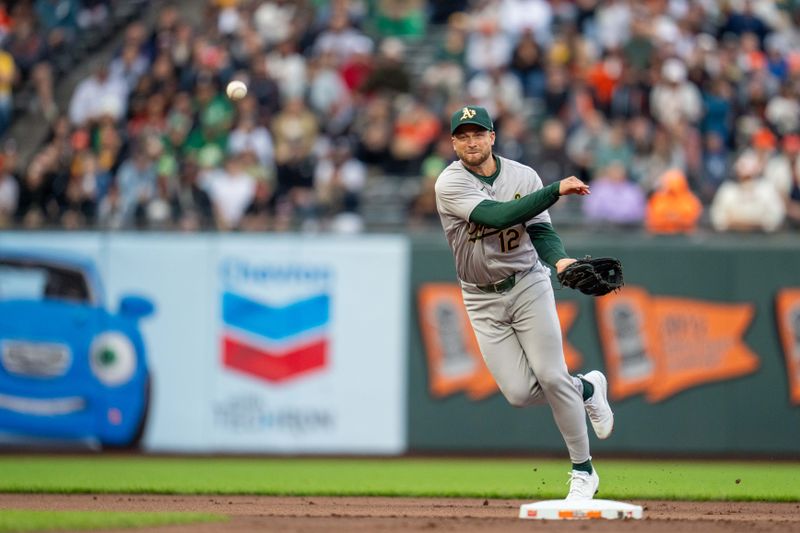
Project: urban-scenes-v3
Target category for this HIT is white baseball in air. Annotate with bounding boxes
[226,80,247,100]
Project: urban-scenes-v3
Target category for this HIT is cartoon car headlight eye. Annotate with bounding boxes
[90,332,137,386]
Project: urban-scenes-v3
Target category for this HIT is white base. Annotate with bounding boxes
[519,499,643,520]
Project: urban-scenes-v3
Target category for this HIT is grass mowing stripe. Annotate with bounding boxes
[0,457,797,502]
[0,510,225,532]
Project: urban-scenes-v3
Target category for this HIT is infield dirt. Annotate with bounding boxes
[2,494,799,533]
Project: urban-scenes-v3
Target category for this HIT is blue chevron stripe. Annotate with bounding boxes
[222,292,329,341]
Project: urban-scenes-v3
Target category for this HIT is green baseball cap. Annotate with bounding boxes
[450,105,493,134]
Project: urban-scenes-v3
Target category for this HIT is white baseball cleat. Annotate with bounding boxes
[580,370,614,439]
[565,468,600,501]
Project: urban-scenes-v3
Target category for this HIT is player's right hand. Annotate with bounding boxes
[558,176,590,196]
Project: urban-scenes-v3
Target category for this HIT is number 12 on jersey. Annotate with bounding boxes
[499,227,521,252]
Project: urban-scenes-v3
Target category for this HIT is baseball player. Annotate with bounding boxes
[435,105,614,500]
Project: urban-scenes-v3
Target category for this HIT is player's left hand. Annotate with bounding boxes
[557,256,625,296]
[555,258,577,274]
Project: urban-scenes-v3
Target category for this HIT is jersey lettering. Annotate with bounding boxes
[468,223,523,254]
[467,222,502,243]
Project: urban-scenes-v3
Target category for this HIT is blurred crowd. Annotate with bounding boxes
[0,0,798,234]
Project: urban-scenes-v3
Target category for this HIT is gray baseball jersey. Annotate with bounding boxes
[435,155,551,285]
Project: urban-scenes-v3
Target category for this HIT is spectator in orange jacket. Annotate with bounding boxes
[645,168,702,234]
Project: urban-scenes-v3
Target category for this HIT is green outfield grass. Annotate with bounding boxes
[0,456,797,502]
[0,510,225,532]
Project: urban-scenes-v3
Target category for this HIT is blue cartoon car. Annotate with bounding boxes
[0,251,154,448]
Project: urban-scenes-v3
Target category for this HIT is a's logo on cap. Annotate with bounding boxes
[461,107,477,120]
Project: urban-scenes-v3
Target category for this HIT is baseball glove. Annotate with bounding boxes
[557,256,624,296]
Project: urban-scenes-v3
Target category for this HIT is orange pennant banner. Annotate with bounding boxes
[596,286,759,403]
[557,300,583,372]
[595,287,656,401]
[418,283,489,399]
[418,283,581,401]
[776,289,800,405]
[646,297,758,402]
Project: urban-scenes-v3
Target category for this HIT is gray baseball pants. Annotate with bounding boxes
[461,269,590,464]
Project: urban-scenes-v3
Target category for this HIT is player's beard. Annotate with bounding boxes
[456,145,492,169]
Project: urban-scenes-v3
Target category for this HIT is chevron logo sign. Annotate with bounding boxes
[221,291,330,383]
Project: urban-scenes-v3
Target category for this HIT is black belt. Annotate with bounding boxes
[476,273,516,293]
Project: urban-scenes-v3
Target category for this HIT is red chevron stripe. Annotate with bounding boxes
[222,336,328,382]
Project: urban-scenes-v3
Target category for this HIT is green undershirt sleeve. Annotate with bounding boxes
[468,182,561,230]
[526,222,568,269]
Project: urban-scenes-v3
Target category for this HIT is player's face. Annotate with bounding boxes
[452,125,495,168]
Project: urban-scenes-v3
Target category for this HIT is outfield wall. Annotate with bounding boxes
[0,233,408,453]
[1,231,799,455]
[409,231,800,455]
